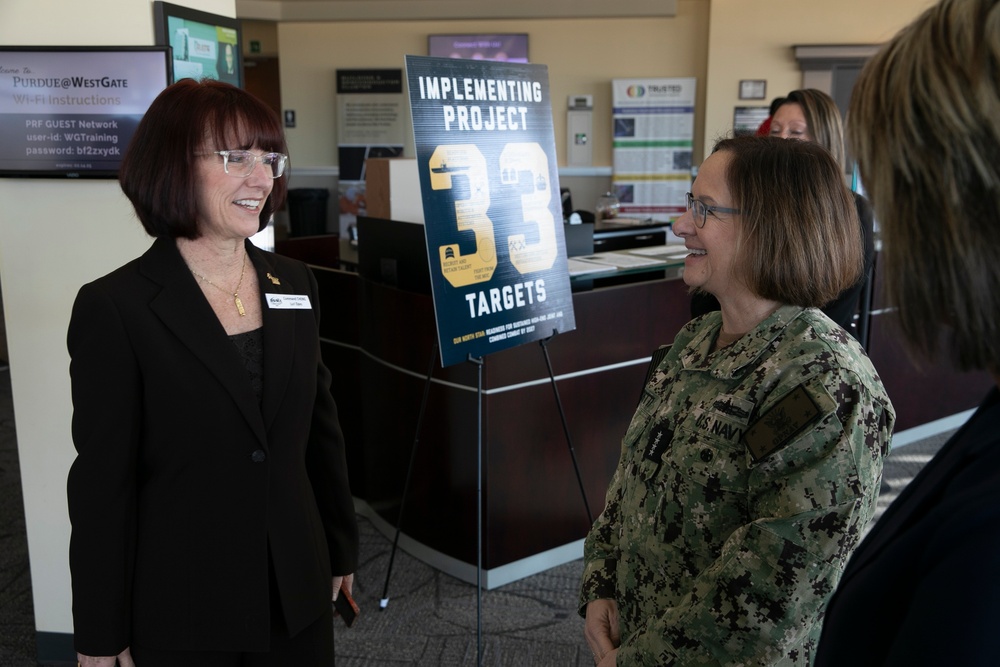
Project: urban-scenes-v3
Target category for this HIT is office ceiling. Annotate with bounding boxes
[235,0,677,22]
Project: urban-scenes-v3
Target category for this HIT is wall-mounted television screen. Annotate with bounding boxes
[0,46,172,179]
[428,34,529,63]
[153,1,243,87]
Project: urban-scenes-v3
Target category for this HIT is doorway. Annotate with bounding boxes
[244,56,282,118]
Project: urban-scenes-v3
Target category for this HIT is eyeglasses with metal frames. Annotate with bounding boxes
[205,150,288,179]
[685,192,741,228]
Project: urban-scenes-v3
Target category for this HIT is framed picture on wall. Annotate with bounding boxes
[738,79,767,100]
[153,1,243,87]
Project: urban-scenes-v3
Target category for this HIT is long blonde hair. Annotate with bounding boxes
[848,0,1000,371]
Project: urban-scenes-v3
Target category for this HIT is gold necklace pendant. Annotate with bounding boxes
[192,252,248,317]
[232,255,247,316]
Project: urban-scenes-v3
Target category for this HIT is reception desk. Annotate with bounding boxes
[292,235,992,588]
[312,260,691,587]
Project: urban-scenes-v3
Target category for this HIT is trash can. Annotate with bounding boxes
[286,188,330,237]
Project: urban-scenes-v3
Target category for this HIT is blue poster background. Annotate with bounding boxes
[405,55,576,367]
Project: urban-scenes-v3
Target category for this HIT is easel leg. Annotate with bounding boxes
[379,342,438,610]
[539,331,594,525]
[377,348,485,666]
[466,353,485,667]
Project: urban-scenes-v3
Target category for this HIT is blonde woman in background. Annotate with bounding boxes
[817,0,1000,663]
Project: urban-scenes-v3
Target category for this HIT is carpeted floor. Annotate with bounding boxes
[0,364,955,666]
[0,364,37,667]
[334,517,593,667]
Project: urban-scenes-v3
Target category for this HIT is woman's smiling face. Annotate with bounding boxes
[194,133,272,243]
[672,150,745,303]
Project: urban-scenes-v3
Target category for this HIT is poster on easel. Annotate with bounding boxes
[336,69,406,236]
[611,77,696,223]
[405,55,576,367]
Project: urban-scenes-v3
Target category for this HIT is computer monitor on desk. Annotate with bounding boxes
[356,216,432,294]
[564,222,594,257]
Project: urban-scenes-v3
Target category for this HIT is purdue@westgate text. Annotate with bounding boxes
[416,75,543,132]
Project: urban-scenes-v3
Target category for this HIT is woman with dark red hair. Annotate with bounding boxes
[67,79,358,666]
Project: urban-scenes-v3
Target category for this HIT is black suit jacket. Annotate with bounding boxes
[818,191,876,333]
[815,388,1000,665]
[67,237,358,655]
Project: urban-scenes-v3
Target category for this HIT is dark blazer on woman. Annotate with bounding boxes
[818,191,875,334]
[816,387,1000,665]
[67,237,358,656]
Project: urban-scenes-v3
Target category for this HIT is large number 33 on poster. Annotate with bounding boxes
[429,143,557,289]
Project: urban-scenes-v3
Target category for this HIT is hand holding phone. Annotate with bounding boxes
[333,581,360,627]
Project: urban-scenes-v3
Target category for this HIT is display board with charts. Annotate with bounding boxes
[612,77,696,222]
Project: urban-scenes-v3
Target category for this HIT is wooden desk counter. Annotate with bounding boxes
[312,266,691,586]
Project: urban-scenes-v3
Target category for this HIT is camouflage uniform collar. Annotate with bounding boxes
[681,304,807,379]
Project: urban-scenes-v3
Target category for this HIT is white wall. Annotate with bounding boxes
[0,0,236,640]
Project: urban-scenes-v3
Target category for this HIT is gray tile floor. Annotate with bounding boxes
[0,364,954,666]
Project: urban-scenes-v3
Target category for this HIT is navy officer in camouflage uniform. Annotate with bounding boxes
[580,135,895,666]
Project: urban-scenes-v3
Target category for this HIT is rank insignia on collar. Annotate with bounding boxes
[643,424,673,462]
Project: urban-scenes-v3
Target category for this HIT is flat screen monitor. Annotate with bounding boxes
[427,34,529,63]
[153,1,243,87]
[356,216,431,294]
[0,46,172,179]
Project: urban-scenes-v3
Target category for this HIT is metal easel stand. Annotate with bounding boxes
[539,329,593,525]
[379,342,437,611]
[377,346,487,666]
[379,332,590,667]
[468,353,485,667]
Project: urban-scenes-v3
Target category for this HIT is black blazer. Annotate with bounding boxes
[815,388,1000,665]
[818,191,876,333]
[67,237,358,655]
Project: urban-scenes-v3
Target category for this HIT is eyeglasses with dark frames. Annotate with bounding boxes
[685,191,741,228]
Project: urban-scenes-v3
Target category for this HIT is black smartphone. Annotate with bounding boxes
[333,583,359,627]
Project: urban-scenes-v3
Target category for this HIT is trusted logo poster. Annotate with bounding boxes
[405,55,576,367]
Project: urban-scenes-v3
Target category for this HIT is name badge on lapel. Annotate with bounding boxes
[266,294,312,310]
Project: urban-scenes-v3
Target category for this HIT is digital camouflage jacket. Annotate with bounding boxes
[580,305,895,666]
